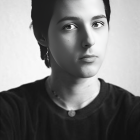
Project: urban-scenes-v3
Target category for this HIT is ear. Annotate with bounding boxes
[33,28,49,60]
[38,42,48,60]
[33,27,48,47]
[37,36,48,47]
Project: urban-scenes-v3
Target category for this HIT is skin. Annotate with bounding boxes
[38,0,109,110]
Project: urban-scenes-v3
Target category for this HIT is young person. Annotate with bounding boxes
[0,0,140,140]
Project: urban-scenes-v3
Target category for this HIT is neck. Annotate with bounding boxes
[46,72,100,109]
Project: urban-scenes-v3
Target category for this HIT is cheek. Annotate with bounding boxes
[95,30,109,58]
[48,31,78,65]
[50,31,78,55]
[98,29,108,48]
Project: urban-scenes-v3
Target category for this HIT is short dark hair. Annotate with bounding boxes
[31,0,111,31]
[31,0,111,68]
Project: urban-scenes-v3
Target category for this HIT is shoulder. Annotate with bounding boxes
[0,77,48,111]
[100,78,140,119]
[0,77,47,96]
[100,78,140,106]
[0,77,48,139]
[108,81,140,117]
[100,79,140,138]
[111,82,140,105]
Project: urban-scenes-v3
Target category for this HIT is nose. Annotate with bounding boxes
[82,27,95,49]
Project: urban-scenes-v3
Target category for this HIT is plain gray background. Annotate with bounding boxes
[0,0,140,96]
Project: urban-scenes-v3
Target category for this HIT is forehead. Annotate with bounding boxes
[53,0,105,19]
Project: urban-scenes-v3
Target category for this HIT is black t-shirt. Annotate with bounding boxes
[0,77,140,140]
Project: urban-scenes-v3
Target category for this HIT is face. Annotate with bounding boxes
[47,0,109,78]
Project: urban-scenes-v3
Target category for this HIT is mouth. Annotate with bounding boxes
[79,55,97,63]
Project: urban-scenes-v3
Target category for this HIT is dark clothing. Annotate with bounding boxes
[0,77,140,140]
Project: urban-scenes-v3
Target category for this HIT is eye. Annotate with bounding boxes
[92,22,104,28]
[63,24,77,30]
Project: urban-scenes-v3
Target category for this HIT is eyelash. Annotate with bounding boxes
[62,24,77,30]
[92,21,104,28]
[62,21,105,30]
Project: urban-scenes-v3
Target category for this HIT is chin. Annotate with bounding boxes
[73,60,102,78]
[76,67,99,78]
[80,72,98,78]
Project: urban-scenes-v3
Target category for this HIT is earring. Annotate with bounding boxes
[44,47,50,68]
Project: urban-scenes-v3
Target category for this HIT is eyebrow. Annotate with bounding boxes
[57,15,106,24]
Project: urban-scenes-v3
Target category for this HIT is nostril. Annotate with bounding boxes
[84,44,90,48]
[82,41,95,49]
[82,36,95,48]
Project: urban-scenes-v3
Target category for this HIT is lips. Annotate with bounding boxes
[79,55,97,63]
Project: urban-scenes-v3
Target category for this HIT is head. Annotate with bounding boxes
[31,0,111,78]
